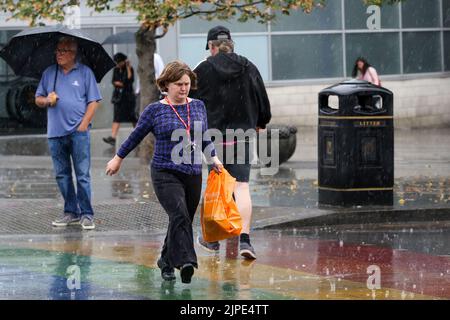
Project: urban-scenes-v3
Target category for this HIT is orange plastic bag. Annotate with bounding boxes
[201,168,242,242]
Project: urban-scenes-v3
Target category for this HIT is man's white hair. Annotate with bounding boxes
[58,36,78,51]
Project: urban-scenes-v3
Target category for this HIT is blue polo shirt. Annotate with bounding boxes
[35,62,102,138]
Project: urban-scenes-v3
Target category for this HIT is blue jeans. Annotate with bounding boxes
[48,130,93,217]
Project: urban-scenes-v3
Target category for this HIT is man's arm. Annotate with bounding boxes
[77,101,99,132]
[35,92,58,108]
[35,68,57,108]
[35,96,51,108]
[79,66,103,132]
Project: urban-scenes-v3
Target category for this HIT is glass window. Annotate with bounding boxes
[180,14,266,34]
[272,1,341,31]
[0,29,22,81]
[271,34,343,80]
[402,0,440,28]
[82,27,113,45]
[179,35,269,81]
[444,32,450,71]
[115,27,139,75]
[81,27,114,128]
[233,36,269,81]
[403,32,441,73]
[179,37,213,70]
[182,18,267,34]
[444,0,450,28]
[346,32,400,75]
[345,0,399,29]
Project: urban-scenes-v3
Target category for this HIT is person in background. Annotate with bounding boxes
[191,26,272,260]
[103,52,137,146]
[352,57,380,86]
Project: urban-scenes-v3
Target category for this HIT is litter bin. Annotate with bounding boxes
[318,80,394,206]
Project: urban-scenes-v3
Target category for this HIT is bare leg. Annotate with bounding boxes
[111,122,120,139]
[234,182,252,234]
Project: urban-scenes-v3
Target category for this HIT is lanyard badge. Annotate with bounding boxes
[165,97,197,154]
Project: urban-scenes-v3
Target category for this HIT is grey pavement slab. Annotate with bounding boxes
[0,127,449,235]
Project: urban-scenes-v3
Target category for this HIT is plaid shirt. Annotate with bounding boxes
[117,99,216,175]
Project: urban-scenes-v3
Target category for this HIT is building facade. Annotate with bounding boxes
[1,0,449,129]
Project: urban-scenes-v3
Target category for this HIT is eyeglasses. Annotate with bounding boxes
[55,48,74,55]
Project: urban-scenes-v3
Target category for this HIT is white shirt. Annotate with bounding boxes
[135,53,165,94]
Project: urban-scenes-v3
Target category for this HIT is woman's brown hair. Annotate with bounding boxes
[156,60,197,92]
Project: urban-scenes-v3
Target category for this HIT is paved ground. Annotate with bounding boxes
[0,127,448,300]
[0,226,448,300]
[0,127,449,233]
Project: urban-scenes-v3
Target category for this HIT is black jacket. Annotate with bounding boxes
[191,52,271,133]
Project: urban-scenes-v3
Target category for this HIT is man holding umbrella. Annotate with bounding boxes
[35,36,102,230]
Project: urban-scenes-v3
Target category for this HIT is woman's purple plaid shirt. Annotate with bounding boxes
[117,99,216,175]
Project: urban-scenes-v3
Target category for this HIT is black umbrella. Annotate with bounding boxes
[0,25,115,83]
[102,31,136,45]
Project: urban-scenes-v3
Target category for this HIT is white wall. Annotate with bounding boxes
[266,77,450,128]
[0,1,138,28]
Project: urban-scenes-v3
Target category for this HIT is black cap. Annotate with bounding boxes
[206,26,231,50]
[113,52,127,63]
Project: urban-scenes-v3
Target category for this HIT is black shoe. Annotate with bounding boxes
[157,258,176,281]
[239,241,257,260]
[180,263,194,284]
[102,136,116,146]
[197,235,220,253]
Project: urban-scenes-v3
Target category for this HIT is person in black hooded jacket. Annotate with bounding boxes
[192,26,271,260]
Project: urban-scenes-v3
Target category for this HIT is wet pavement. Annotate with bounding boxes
[0,226,448,300]
[0,127,449,300]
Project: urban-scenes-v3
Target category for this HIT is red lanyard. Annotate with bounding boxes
[165,97,191,136]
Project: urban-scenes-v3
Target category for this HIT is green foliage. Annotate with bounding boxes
[0,0,404,28]
[364,0,404,6]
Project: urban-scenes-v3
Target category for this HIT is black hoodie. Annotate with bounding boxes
[191,52,271,134]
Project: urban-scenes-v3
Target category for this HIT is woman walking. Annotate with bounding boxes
[106,61,222,284]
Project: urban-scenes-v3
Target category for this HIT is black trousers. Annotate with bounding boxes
[151,167,202,269]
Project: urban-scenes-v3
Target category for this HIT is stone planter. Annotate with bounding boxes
[257,124,298,166]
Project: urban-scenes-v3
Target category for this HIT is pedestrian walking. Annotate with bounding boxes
[103,52,137,146]
[106,60,223,283]
[192,26,272,260]
[35,36,102,230]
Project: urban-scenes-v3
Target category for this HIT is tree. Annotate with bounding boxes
[0,0,403,161]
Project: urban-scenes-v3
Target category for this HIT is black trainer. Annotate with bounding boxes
[197,235,220,253]
[102,136,116,146]
[157,258,176,281]
[180,263,194,284]
[239,241,257,260]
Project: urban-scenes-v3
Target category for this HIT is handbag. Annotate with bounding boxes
[111,88,123,104]
[201,168,242,242]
